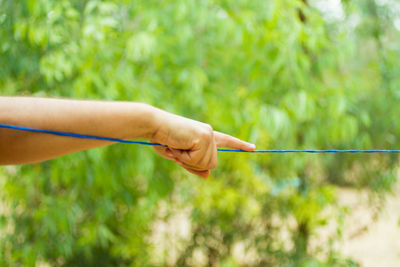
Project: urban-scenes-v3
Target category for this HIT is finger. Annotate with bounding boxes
[214,131,256,151]
[153,147,209,178]
[176,161,210,178]
[169,147,213,170]
[206,138,218,169]
[153,146,176,161]
[153,147,210,177]
[193,137,216,170]
[172,155,213,173]
[183,166,210,178]
[169,148,193,164]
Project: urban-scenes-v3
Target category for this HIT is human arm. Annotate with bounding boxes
[0,97,255,177]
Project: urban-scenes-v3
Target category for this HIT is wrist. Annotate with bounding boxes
[135,103,164,141]
[145,105,173,143]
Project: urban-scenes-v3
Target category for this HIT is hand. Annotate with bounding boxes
[150,110,255,178]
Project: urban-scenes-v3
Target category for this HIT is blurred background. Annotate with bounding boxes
[1,0,400,266]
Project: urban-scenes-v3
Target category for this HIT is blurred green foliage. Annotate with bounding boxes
[1,0,400,266]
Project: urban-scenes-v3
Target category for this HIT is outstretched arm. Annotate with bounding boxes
[0,97,255,177]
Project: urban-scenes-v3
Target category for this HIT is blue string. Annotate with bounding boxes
[1,123,400,153]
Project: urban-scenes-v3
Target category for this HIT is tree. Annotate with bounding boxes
[1,0,399,266]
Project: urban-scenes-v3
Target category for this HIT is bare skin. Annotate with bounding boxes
[0,97,255,177]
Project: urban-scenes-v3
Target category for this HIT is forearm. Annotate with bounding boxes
[0,97,158,165]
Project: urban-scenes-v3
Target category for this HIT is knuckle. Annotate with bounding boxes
[200,124,213,139]
[204,123,213,132]
[199,130,209,139]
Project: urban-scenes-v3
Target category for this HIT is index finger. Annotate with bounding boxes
[214,131,256,151]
